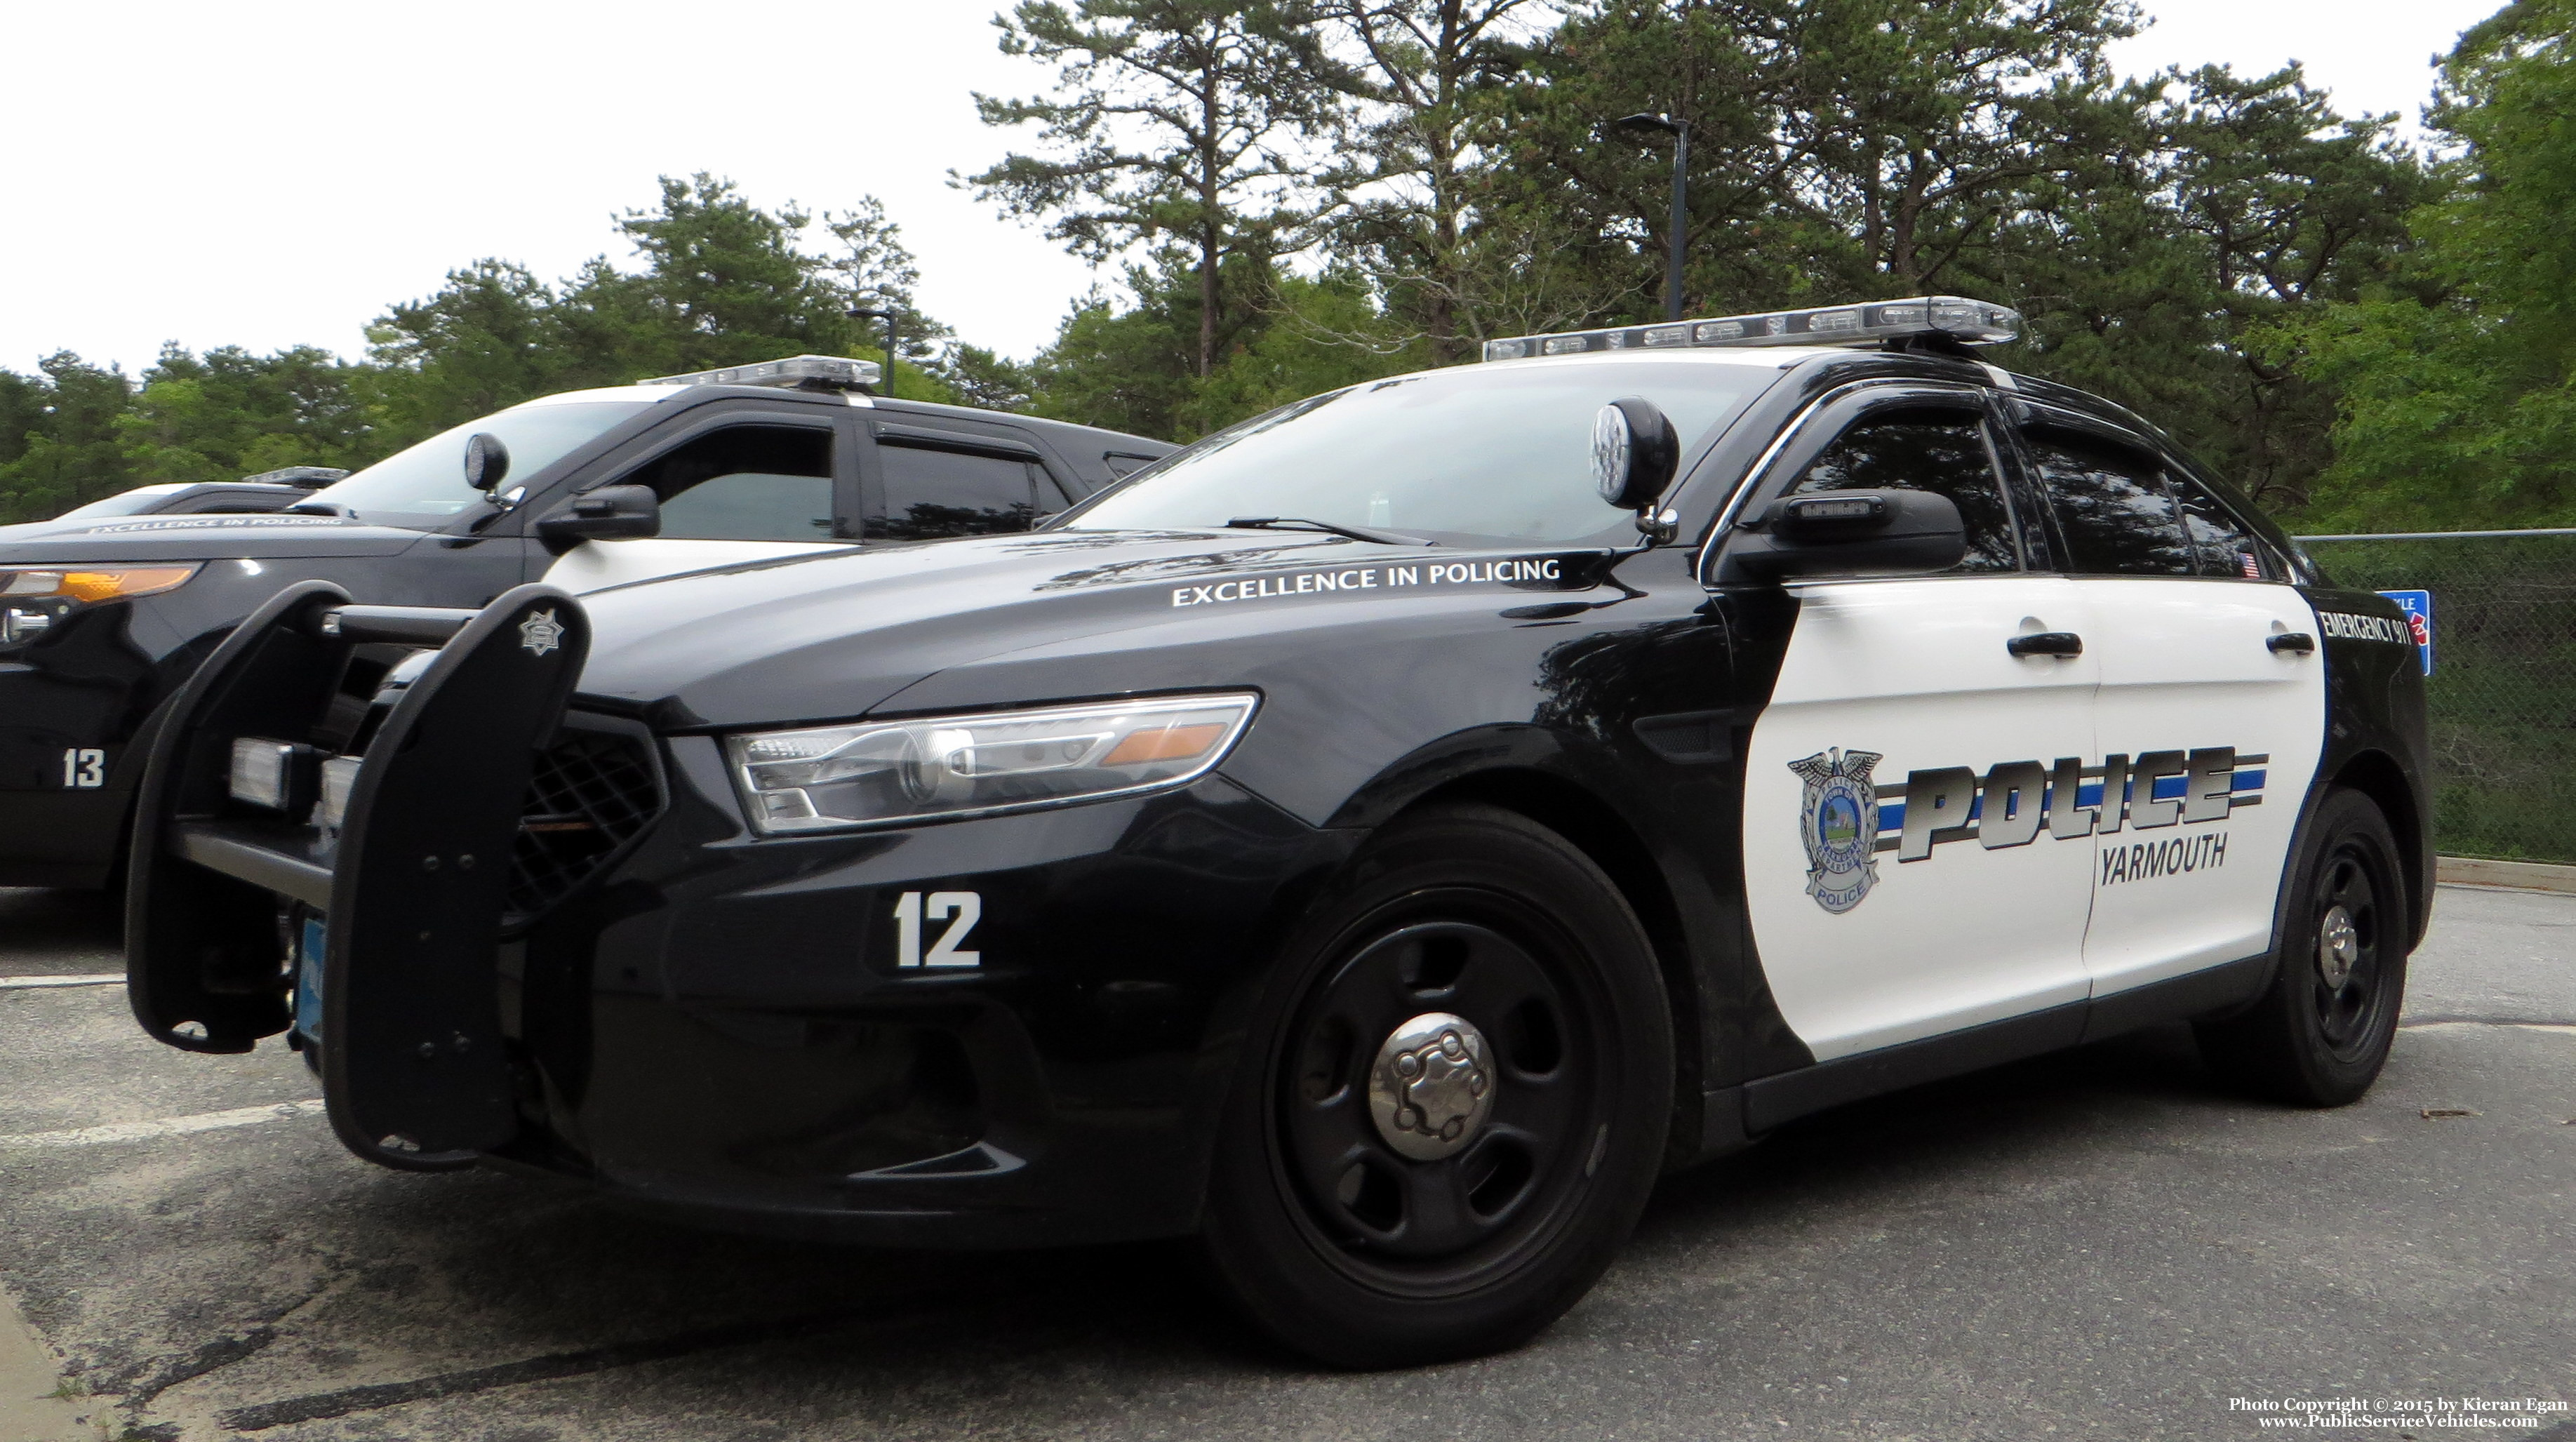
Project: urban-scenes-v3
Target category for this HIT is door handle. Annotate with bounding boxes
[2267,632,2316,655]
[2006,631,2083,658]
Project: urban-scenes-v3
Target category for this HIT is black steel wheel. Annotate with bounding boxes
[1200,803,1673,1368]
[2196,787,2410,1106]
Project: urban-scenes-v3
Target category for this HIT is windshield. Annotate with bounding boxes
[305,401,652,530]
[1066,360,1779,547]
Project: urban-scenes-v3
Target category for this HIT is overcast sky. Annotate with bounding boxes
[0,0,2504,379]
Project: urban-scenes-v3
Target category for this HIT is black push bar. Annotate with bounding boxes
[125,582,592,1170]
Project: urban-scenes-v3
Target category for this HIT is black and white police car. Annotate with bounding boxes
[0,356,1168,889]
[124,298,2429,1367]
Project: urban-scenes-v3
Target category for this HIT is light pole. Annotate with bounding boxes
[1613,112,1689,322]
[848,306,899,400]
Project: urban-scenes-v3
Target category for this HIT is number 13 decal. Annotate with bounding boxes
[62,749,105,789]
[893,890,981,968]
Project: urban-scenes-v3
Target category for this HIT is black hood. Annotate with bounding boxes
[575,528,1605,730]
[0,512,430,561]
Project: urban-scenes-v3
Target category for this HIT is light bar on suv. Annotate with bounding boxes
[639,354,883,392]
[1479,296,2022,363]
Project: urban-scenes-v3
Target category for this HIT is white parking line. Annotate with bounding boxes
[0,974,124,991]
[0,1100,327,1149]
[2402,1020,2576,1036]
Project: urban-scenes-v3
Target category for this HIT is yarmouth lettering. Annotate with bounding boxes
[2101,830,2229,885]
[1170,556,1563,608]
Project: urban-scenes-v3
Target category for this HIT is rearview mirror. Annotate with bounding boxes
[1591,398,1680,511]
[535,485,660,554]
[462,433,511,492]
[1726,490,1967,581]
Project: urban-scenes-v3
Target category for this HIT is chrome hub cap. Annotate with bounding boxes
[1368,1013,1495,1161]
[2318,904,2360,990]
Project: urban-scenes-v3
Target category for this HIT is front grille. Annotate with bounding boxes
[507,730,661,919]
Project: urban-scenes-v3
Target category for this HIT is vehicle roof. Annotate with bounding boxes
[506,382,1175,455]
[1464,342,2165,439]
[872,396,1177,454]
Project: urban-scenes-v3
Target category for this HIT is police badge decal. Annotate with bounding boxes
[1789,749,1883,914]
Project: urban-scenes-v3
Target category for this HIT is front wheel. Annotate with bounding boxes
[1199,804,1674,1368]
[2196,787,2410,1106]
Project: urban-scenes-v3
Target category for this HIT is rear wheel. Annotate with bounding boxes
[2195,788,2409,1106]
[1199,804,1673,1368]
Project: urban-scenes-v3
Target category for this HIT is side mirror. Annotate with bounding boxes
[462,434,511,492]
[1591,398,1680,511]
[1727,490,1967,580]
[535,485,661,554]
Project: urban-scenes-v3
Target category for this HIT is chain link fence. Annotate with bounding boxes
[2297,529,2576,865]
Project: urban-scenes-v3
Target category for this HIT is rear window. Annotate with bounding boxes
[2027,431,2196,577]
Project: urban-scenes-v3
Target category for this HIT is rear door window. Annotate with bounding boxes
[1787,407,2022,573]
[2027,429,2196,577]
[872,443,1044,540]
[2172,475,2285,580]
[623,425,835,542]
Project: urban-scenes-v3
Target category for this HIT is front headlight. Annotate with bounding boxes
[1,563,202,643]
[726,692,1260,834]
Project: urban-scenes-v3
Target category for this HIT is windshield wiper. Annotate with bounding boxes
[1224,516,1434,547]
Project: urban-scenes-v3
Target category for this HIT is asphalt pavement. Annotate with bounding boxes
[2,883,2569,1442]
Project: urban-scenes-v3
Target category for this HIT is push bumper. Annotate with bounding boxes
[125,582,1349,1248]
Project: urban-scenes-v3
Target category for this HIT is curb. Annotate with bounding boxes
[2438,855,2576,895]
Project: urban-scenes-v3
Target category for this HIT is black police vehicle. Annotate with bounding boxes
[123,298,2429,1367]
[0,356,1169,888]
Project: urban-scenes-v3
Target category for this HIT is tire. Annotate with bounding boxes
[1199,803,1674,1368]
[2195,787,2410,1107]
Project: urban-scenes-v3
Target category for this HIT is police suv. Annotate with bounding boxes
[124,298,2429,1368]
[0,356,1168,888]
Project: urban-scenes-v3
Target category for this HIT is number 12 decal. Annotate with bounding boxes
[62,749,105,789]
[893,890,982,968]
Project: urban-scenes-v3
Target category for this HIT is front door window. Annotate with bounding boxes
[630,426,835,542]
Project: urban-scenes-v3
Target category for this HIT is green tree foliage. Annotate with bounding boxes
[828,196,954,365]
[364,259,568,441]
[0,355,140,520]
[2285,0,2576,528]
[2013,65,2430,511]
[1022,253,1419,439]
[1314,0,1551,363]
[365,173,936,440]
[988,0,2451,514]
[968,1,1347,379]
[118,344,373,483]
[0,176,966,521]
[0,13,2506,528]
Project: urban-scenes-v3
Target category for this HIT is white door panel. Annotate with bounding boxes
[1743,577,2100,1060]
[544,538,848,594]
[2076,578,2325,994]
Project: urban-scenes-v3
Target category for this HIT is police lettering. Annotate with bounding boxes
[1891,746,2264,861]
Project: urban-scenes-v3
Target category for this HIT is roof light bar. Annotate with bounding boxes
[640,354,883,392]
[1479,296,2022,363]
